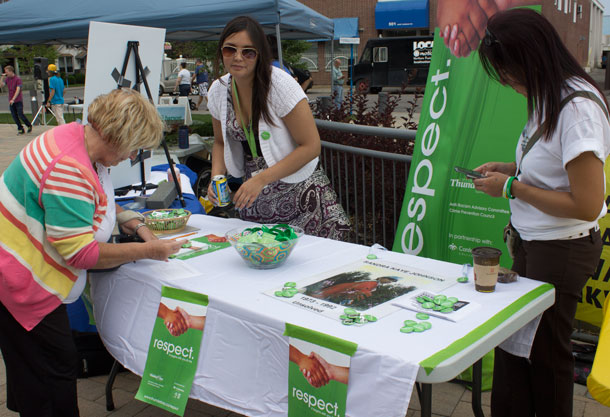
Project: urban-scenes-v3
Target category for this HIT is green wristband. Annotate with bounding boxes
[506,176,516,200]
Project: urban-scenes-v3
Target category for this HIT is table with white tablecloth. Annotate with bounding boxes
[91,215,554,417]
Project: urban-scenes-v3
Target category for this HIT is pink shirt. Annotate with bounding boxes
[5,75,23,103]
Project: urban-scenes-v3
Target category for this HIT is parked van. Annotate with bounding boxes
[349,36,433,93]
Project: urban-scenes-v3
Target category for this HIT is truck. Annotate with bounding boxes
[349,36,433,94]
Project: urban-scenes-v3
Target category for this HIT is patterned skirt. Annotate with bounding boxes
[238,156,351,241]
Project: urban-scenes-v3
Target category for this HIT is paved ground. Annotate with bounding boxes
[0,69,610,416]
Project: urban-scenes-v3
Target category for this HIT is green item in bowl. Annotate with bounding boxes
[225,224,303,269]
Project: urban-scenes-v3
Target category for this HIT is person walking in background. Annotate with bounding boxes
[192,58,209,110]
[46,64,66,125]
[207,16,350,240]
[0,65,33,134]
[331,58,344,109]
[473,9,610,417]
[174,62,191,97]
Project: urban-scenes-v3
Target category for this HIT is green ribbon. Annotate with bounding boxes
[231,77,258,158]
[243,224,297,241]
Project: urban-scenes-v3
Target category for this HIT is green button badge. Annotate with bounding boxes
[261,131,271,140]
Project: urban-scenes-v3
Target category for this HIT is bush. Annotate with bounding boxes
[75,73,86,84]
[310,86,422,246]
[191,120,213,137]
[67,75,76,85]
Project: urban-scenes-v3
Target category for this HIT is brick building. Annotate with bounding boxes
[299,0,599,86]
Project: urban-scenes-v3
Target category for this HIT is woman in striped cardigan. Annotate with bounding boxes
[0,89,184,417]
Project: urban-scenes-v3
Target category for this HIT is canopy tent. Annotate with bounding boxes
[0,0,334,44]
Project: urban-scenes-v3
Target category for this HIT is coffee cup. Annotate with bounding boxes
[471,246,502,293]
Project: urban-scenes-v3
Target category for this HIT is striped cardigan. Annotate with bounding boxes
[0,123,106,330]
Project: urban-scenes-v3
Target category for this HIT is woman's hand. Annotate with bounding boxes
[207,182,219,206]
[144,239,186,261]
[232,175,267,210]
[474,161,516,176]
[473,171,508,197]
[208,117,227,207]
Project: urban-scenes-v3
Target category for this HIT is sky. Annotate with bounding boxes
[604,0,610,15]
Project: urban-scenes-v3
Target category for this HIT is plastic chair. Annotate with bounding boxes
[587,295,610,406]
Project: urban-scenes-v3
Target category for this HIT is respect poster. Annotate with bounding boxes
[135,286,208,416]
[285,324,357,417]
[391,8,541,267]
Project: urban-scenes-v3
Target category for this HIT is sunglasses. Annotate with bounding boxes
[221,45,258,60]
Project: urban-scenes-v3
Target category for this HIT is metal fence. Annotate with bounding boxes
[316,119,416,249]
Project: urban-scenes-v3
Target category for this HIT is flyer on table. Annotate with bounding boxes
[285,324,357,417]
[135,286,208,416]
[266,259,455,321]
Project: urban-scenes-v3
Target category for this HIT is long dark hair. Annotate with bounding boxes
[215,16,273,125]
[478,8,608,140]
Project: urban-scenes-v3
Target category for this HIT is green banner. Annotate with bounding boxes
[285,324,356,417]
[392,26,528,268]
[135,286,208,416]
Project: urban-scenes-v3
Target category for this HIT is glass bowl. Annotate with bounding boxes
[225,224,304,269]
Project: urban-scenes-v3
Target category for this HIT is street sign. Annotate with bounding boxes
[339,37,360,45]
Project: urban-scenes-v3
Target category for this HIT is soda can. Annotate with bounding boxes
[211,175,230,207]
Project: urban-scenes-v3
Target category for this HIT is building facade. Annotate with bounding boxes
[299,0,598,86]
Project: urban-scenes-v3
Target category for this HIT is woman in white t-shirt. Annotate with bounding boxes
[472,9,610,417]
[206,16,350,239]
[174,62,192,97]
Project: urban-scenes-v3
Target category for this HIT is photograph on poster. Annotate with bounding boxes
[289,338,350,388]
[157,296,207,337]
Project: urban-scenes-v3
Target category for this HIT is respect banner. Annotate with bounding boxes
[284,324,357,417]
[391,26,527,268]
[136,286,208,416]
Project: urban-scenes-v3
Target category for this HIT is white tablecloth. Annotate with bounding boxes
[91,215,554,417]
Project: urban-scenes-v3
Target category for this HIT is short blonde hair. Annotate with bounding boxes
[87,89,164,153]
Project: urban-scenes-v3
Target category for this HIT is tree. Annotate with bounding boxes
[279,40,311,69]
[168,39,310,70]
[7,45,58,74]
[167,41,217,68]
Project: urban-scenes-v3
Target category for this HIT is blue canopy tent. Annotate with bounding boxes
[0,0,334,44]
[0,0,333,332]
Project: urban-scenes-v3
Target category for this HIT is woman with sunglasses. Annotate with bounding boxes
[207,16,350,239]
[0,89,185,417]
[472,9,610,417]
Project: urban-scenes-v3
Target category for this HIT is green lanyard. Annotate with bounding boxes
[231,77,258,158]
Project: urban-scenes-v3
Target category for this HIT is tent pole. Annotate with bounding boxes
[330,38,334,90]
[274,0,283,69]
[275,23,283,68]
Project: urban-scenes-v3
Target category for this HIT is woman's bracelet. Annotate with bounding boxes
[505,176,516,200]
[502,177,510,199]
[133,222,148,236]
